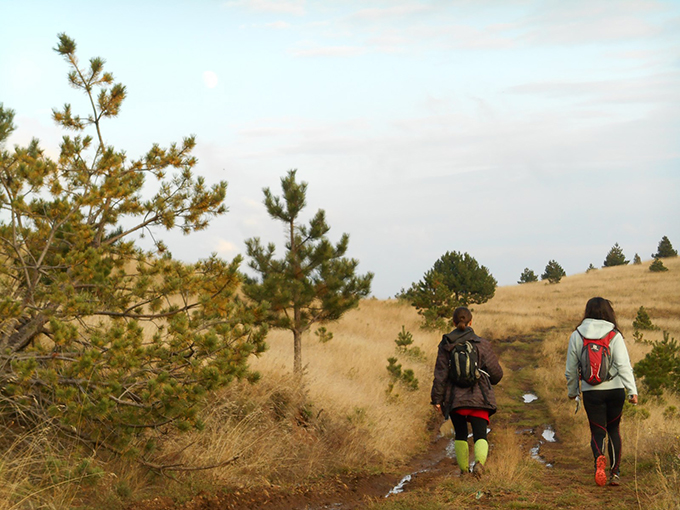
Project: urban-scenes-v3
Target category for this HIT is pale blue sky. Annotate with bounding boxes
[1,0,679,298]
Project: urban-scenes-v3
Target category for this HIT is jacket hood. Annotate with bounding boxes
[443,327,478,348]
[577,318,616,338]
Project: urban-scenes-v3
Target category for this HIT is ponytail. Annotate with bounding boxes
[453,306,472,331]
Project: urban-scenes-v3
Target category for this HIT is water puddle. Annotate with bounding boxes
[530,425,556,468]
[386,474,412,496]
[523,393,538,403]
[542,425,556,443]
[385,469,427,497]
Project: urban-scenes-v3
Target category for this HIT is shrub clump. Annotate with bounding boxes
[634,332,680,396]
[650,258,669,272]
[386,357,419,394]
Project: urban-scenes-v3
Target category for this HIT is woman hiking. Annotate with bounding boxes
[566,297,638,487]
[431,307,503,477]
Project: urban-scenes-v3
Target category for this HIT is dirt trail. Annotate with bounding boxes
[131,334,645,510]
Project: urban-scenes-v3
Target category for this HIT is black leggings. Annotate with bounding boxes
[582,388,625,474]
[451,413,488,442]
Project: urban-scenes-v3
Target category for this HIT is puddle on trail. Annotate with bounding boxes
[386,474,412,496]
[523,393,538,403]
[530,425,556,468]
[386,469,428,497]
[542,425,556,443]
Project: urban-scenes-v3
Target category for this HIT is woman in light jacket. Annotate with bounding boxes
[566,297,638,487]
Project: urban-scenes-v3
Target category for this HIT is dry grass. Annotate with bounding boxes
[3,257,678,507]
[473,257,680,344]
[157,257,680,501]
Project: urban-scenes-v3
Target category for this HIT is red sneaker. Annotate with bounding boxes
[595,455,607,487]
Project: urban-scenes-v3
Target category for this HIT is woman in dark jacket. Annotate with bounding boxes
[431,307,503,477]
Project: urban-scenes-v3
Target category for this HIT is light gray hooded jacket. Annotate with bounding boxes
[565,318,638,398]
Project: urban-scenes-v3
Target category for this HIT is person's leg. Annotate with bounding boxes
[604,389,626,480]
[450,413,470,472]
[582,390,608,486]
[469,417,489,467]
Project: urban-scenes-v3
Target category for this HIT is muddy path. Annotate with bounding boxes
[131,334,645,510]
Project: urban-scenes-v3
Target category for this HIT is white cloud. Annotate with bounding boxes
[264,20,292,29]
[215,239,239,255]
[225,0,305,16]
[348,4,433,22]
[288,44,367,58]
[506,73,680,106]
[202,71,219,88]
[515,0,663,45]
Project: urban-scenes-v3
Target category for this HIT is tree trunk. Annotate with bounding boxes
[293,328,302,374]
[0,313,49,353]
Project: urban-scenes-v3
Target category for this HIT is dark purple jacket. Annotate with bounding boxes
[430,327,503,418]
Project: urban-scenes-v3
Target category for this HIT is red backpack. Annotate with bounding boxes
[577,330,618,385]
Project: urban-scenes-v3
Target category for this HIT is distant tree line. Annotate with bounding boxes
[517,236,676,285]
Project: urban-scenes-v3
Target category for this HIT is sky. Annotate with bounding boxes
[1,0,679,298]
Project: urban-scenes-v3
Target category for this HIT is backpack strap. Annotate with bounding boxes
[576,329,619,342]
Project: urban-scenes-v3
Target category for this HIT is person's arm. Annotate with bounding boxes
[565,331,581,398]
[611,333,638,399]
[480,339,503,385]
[430,339,449,406]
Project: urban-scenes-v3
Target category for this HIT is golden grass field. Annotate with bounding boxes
[1,256,679,508]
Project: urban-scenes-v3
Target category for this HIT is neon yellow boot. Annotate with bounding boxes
[474,439,489,465]
[454,440,470,473]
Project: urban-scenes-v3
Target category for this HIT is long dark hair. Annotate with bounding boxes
[582,297,619,330]
[453,307,472,331]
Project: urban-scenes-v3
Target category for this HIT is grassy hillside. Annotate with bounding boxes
[3,257,678,508]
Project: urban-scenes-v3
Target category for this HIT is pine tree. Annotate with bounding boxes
[518,268,538,284]
[541,260,566,284]
[634,332,680,396]
[653,236,678,258]
[395,326,414,352]
[603,243,629,267]
[649,258,669,272]
[633,253,642,265]
[244,170,373,373]
[0,35,266,462]
[404,251,496,330]
[632,306,657,331]
[586,263,597,273]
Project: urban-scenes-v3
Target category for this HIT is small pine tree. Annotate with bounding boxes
[603,243,629,267]
[632,306,657,331]
[653,236,678,258]
[315,327,333,343]
[649,258,669,272]
[586,263,597,273]
[634,332,680,396]
[633,253,642,265]
[518,268,538,284]
[541,260,566,284]
[244,170,373,373]
[386,357,419,392]
[395,325,414,352]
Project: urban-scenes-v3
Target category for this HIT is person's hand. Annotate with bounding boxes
[434,404,442,415]
[629,394,638,405]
